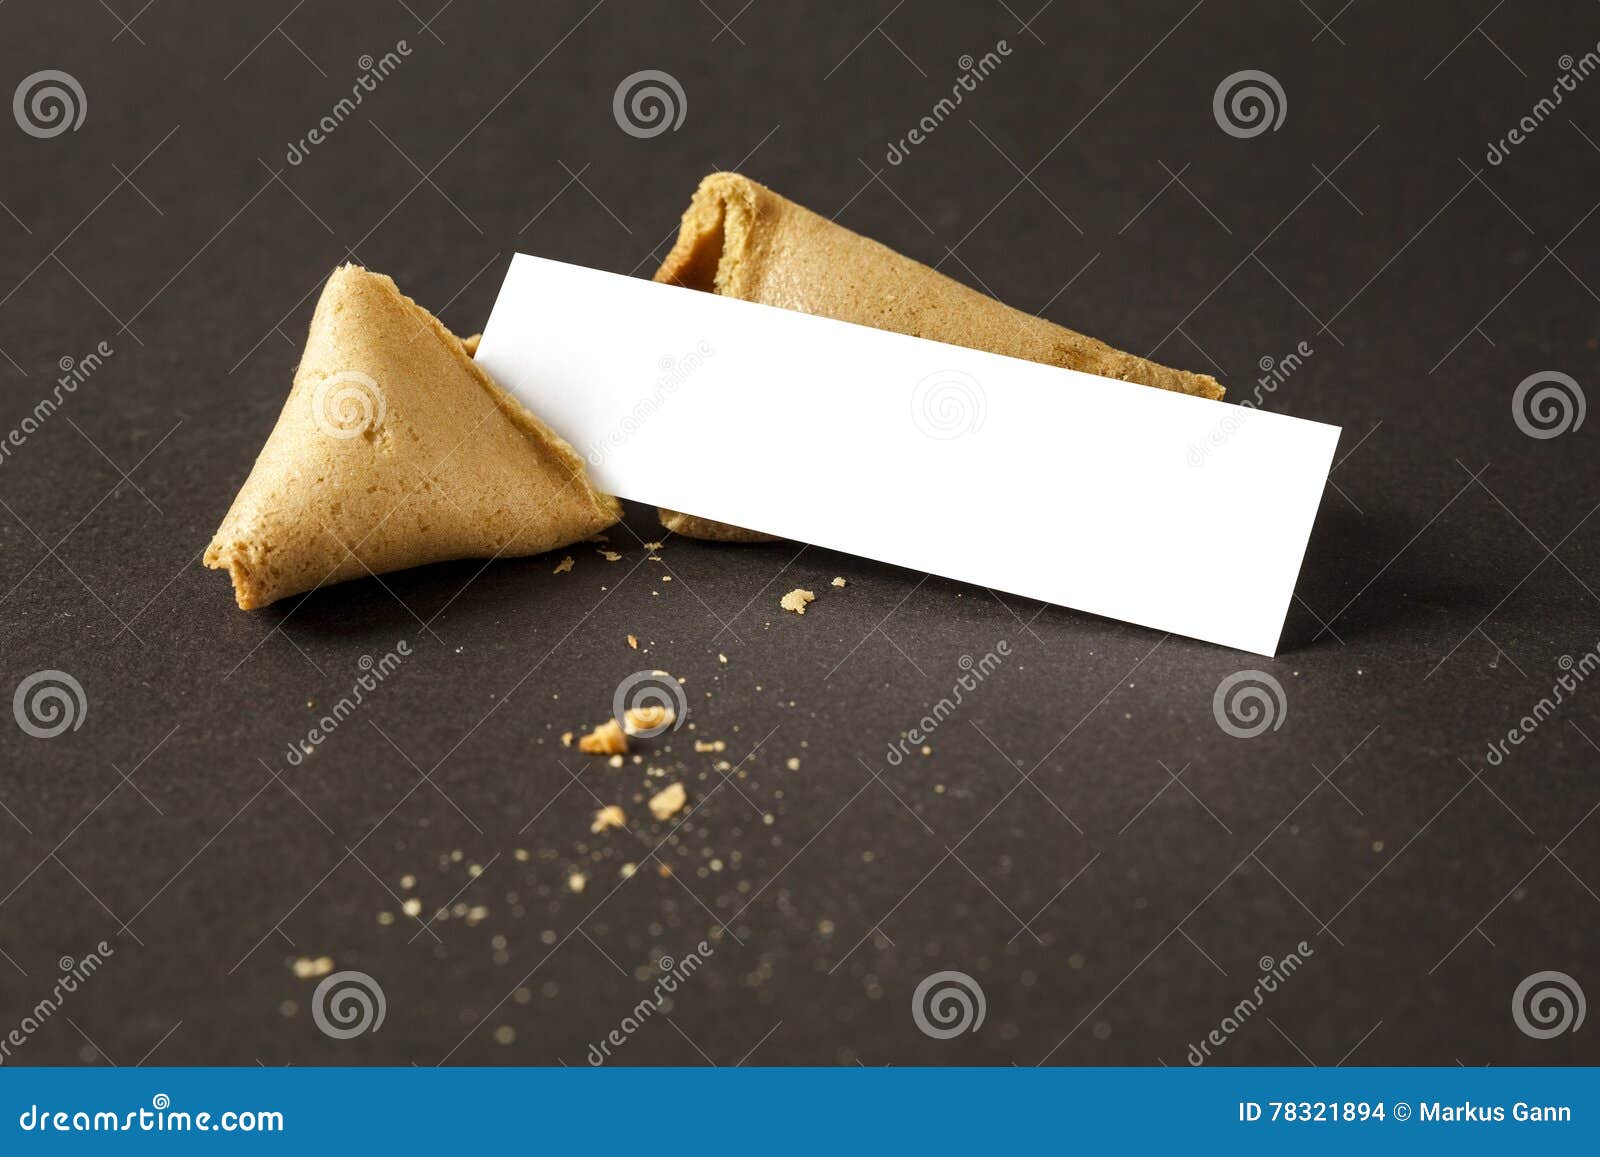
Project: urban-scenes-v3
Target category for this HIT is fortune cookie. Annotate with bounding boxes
[652,172,1224,541]
[205,265,620,609]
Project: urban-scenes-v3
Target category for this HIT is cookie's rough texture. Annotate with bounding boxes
[205,265,620,609]
[656,507,772,542]
[653,171,1225,541]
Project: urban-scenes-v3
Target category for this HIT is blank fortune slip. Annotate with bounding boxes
[477,254,1341,655]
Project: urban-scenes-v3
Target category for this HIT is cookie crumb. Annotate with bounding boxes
[560,731,573,747]
[553,556,574,574]
[694,739,727,753]
[781,588,816,615]
[591,805,627,834]
[644,541,663,550]
[597,549,622,562]
[568,871,587,893]
[648,782,688,821]
[832,577,846,588]
[627,634,638,649]
[291,955,334,979]
[624,705,674,734]
[786,757,801,771]
[402,897,423,918]
[579,718,628,755]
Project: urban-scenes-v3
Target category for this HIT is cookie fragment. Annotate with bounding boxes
[204,266,620,609]
[649,782,687,821]
[578,719,628,755]
[624,705,674,734]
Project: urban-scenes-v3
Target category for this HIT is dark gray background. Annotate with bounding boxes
[1,0,1597,1066]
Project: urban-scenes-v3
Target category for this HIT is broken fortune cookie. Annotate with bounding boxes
[652,171,1225,542]
[205,265,620,609]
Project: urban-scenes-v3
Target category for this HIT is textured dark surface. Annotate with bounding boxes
[1,0,1598,1067]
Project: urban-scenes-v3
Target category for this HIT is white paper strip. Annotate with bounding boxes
[477,254,1340,654]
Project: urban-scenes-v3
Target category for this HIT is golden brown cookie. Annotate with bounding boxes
[205,266,620,609]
